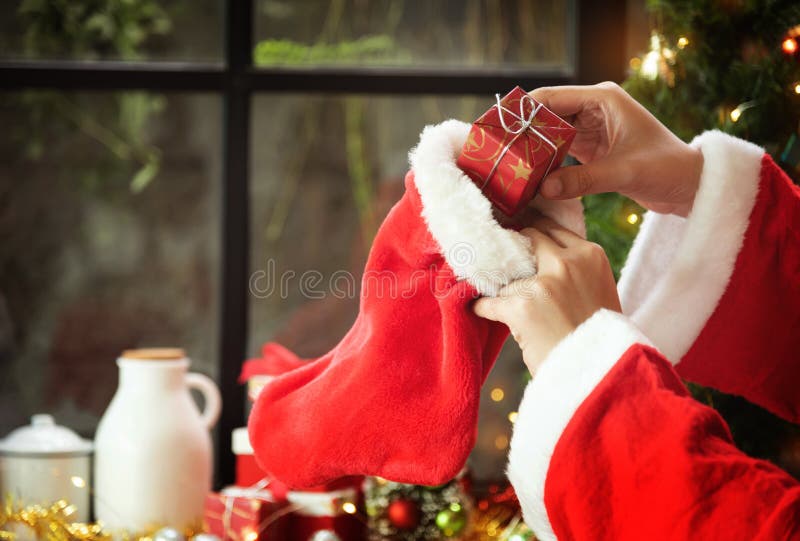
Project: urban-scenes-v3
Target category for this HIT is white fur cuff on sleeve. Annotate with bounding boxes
[617,130,764,363]
[506,309,651,541]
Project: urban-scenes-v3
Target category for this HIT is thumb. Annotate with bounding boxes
[540,158,631,199]
[529,85,594,118]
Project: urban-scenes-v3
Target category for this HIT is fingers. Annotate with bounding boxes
[527,214,583,248]
[519,226,567,277]
[540,157,633,200]
[473,296,504,323]
[528,81,619,118]
[473,294,526,346]
[520,225,562,253]
[473,278,539,328]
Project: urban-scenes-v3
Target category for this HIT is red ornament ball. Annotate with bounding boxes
[387,498,420,530]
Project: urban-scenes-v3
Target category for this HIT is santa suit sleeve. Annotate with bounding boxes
[506,130,800,540]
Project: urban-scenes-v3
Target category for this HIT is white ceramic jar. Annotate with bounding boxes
[0,414,93,521]
[93,348,221,533]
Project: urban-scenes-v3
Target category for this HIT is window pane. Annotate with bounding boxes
[0,92,221,438]
[253,0,576,71]
[0,1,223,62]
[249,94,523,481]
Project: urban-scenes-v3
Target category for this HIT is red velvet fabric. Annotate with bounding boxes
[546,344,800,540]
[540,156,800,539]
[677,155,800,422]
[248,172,509,489]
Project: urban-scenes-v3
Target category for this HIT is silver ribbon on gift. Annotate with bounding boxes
[218,477,359,541]
[480,93,559,193]
[219,478,298,541]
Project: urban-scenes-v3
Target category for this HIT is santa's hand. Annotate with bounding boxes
[530,82,704,217]
[473,214,621,375]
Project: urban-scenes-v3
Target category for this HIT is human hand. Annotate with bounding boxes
[473,214,621,375]
[531,82,704,216]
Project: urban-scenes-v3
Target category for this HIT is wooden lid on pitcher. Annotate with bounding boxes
[121,348,186,360]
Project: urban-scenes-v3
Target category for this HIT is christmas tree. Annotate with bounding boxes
[588,0,800,477]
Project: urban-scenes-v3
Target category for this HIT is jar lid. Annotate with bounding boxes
[121,348,186,360]
[0,414,93,456]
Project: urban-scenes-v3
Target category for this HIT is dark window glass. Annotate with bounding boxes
[0,92,221,437]
[253,0,576,71]
[0,1,223,62]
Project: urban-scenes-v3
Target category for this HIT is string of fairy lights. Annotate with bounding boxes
[781,29,800,103]
[632,25,800,124]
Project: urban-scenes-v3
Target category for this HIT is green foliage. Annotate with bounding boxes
[624,0,800,163]
[18,0,170,59]
[599,0,800,275]
[254,35,402,66]
[584,193,642,278]
[620,0,800,476]
[15,0,170,194]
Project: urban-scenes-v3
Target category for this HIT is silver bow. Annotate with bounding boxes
[481,93,558,194]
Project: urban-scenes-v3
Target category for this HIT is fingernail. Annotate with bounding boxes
[542,177,562,198]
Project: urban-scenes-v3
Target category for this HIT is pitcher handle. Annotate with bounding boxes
[186,372,222,430]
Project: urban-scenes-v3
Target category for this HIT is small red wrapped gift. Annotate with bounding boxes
[456,86,576,216]
[287,485,364,541]
[203,487,290,541]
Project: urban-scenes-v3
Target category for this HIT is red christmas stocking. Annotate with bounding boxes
[247,120,585,488]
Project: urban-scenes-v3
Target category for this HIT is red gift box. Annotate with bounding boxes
[203,487,290,541]
[456,86,576,216]
[287,486,365,541]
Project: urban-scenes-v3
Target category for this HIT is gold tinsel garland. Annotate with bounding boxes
[0,498,108,541]
[0,498,202,541]
[1,490,536,541]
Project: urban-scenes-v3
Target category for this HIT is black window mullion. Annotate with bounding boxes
[216,0,252,489]
[0,60,224,91]
[0,62,575,94]
[243,66,573,94]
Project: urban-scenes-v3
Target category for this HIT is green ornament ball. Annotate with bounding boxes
[434,506,466,537]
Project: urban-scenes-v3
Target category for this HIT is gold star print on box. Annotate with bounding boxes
[509,158,533,180]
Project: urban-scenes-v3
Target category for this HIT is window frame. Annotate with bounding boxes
[0,0,626,487]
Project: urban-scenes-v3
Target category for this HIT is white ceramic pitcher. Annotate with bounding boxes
[94,348,221,533]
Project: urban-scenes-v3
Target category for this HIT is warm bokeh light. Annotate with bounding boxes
[641,33,662,80]
[70,476,86,488]
[641,51,660,80]
[626,213,640,225]
[782,37,798,54]
[794,82,800,94]
[490,387,505,402]
[243,528,258,541]
[495,435,509,450]
[508,411,518,423]
[677,36,689,49]
[629,57,642,70]
[730,107,742,122]
[342,502,357,514]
